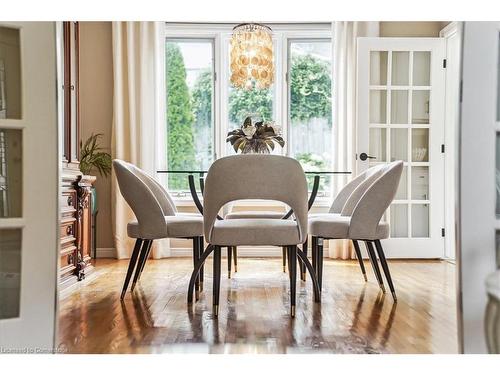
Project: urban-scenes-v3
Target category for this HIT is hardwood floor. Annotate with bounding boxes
[57,257,458,354]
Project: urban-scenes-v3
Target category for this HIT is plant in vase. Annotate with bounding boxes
[79,133,112,260]
[226,116,285,154]
[80,133,112,177]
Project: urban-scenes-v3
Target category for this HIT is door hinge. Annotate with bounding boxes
[441,144,445,153]
[443,59,447,68]
[441,228,445,237]
[459,80,463,103]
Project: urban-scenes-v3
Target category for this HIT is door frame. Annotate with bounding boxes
[0,22,59,351]
[458,21,500,354]
[440,22,462,261]
[356,37,446,258]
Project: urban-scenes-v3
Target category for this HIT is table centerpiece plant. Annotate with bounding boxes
[226,116,285,154]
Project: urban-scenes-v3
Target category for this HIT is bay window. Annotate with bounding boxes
[165,23,333,197]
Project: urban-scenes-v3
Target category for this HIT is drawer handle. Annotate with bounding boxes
[67,254,73,265]
[67,196,73,206]
[66,226,72,236]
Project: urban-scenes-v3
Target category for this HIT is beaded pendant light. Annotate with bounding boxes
[230,23,274,90]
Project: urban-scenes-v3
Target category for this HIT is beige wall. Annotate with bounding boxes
[79,22,114,250]
[380,22,449,37]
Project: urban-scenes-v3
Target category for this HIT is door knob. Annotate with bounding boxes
[359,152,376,161]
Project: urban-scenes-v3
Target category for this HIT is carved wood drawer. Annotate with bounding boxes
[61,191,77,213]
[61,218,76,242]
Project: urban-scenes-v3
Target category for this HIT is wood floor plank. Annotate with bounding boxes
[57,257,458,354]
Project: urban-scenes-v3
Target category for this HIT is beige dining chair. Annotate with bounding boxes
[113,160,204,300]
[308,161,403,301]
[224,164,386,281]
[224,209,286,277]
[309,164,387,282]
[188,154,320,318]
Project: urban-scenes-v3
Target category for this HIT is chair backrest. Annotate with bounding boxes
[203,154,308,243]
[348,160,404,239]
[113,159,167,239]
[340,164,387,216]
[329,164,386,214]
[125,162,177,216]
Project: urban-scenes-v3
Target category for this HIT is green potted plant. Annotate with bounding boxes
[79,133,111,260]
[80,133,112,178]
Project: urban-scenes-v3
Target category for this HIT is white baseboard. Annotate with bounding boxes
[96,247,117,258]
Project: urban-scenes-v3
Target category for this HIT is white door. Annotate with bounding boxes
[0,22,59,352]
[459,22,500,353]
[357,38,446,258]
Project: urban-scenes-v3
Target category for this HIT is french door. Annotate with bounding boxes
[357,38,446,258]
[0,23,59,351]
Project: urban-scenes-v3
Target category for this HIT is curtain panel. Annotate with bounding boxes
[111,22,168,259]
[328,21,379,259]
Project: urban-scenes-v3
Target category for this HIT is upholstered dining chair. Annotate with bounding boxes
[224,164,386,281]
[113,160,204,300]
[224,208,287,277]
[187,154,320,318]
[308,161,403,301]
[309,164,387,282]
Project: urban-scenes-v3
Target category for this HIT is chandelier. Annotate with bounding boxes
[230,23,274,90]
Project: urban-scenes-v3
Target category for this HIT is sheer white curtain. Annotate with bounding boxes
[328,21,379,259]
[111,22,169,259]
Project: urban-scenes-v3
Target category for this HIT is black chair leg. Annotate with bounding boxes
[198,237,204,290]
[188,244,214,303]
[287,245,297,317]
[374,240,396,301]
[232,246,238,272]
[317,237,324,291]
[192,238,200,300]
[312,236,317,276]
[213,245,221,317]
[227,246,232,279]
[282,246,287,272]
[300,238,308,281]
[120,239,143,300]
[365,241,386,293]
[137,239,153,283]
[352,240,368,282]
[131,240,151,291]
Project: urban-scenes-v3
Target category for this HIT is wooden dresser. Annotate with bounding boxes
[59,21,95,289]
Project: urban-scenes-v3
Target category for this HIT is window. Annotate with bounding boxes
[165,24,333,197]
[166,39,214,190]
[288,40,333,194]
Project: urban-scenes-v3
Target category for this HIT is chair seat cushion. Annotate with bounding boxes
[308,214,389,240]
[210,219,301,246]
[225,210,285,220]
[127,214,203,239]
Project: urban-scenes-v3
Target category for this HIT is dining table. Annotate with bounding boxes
[156,169,352,218]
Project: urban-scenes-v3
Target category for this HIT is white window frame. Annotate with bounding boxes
[164,23,333,206]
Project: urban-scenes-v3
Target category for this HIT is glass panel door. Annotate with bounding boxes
[0,22,59,351]
[357,38,445,258]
